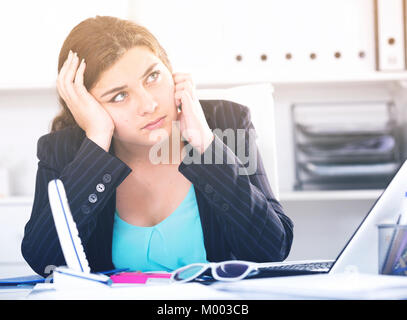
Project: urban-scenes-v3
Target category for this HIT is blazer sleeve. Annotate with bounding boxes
[178,105,294,262]
[21,134,131,277]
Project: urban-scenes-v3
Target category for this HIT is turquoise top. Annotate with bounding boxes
[112,184,208,272]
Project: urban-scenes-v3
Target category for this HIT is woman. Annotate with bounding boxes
[21,15,293,277]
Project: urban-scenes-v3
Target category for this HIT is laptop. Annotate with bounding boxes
[258,159,407,277]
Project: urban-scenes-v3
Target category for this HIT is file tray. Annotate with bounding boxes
[300,162,399,178]
[297,135,396,163]
[294,175,395,191]
[295,162,398,190]
[296,122,394,136]
[291,101,402,190]
[293,101,394,129]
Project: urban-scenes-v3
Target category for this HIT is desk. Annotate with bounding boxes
[2,272,407,300]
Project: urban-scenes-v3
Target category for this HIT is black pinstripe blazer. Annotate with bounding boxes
[21,99,293,277]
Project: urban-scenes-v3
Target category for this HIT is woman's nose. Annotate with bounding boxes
[136,92,158,115]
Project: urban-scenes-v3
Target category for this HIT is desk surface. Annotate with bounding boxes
[2,272,407,300]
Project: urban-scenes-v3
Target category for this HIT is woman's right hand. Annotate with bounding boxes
[56,50,114,151]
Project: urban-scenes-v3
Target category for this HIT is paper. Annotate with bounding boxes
[110,272,172,284]
[26,282,238,300]
[17,272,407,300]
[211,272,407,300]
[0,286,33,300]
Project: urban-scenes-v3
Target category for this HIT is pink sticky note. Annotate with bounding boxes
[110,272,172,284]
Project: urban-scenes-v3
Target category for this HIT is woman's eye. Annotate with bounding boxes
[146,70,161,84]
[107,71,160,103]
[110,92,127,103]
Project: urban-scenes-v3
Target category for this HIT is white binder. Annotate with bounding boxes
[375,0,406,71]
[48,179,111,288]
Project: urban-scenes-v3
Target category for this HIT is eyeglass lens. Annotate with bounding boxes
[173,265,206,281]
[215,263,249,278]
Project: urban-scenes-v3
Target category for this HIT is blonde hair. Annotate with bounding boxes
[51,15,172,132]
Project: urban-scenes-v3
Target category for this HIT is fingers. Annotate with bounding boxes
[57,50,76,100]
[65,52,80,84]
[173,72,196,107]
[175,89,195,117]
[57,51,74,101]
[57,50,86,104]
[174,80,194,93]
[173,72,195,87]
[174,90,184,108]
[174,89,191,103]
[74,58,87,94]
[58,50,73,82]
[63,52,81,99]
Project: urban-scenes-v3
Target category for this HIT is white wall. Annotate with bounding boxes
[0,89,59,196]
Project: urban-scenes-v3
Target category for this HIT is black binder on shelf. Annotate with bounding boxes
[291,101,402,191]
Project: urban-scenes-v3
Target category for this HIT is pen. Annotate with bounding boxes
[381,192,407,274]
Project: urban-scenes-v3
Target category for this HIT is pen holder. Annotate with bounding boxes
[378,224,407,276]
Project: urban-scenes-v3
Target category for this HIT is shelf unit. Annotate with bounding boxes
[279,190,384,202]
[194,72,407,88]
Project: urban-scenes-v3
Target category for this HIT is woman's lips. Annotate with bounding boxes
[142,116,166,130]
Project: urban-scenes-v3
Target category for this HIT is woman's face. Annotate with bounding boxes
[90,46,177,146]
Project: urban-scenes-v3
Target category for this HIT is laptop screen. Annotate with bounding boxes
[329,160,407,274]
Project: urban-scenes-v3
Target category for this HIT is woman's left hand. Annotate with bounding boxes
[173,72,214,154]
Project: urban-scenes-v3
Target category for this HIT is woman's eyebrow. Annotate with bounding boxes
[139,62,158,80]
[100,62,159,98]
[100,85,128,98]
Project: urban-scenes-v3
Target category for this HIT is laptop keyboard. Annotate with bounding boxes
[263,261,333,272]
[255,261,334,277]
